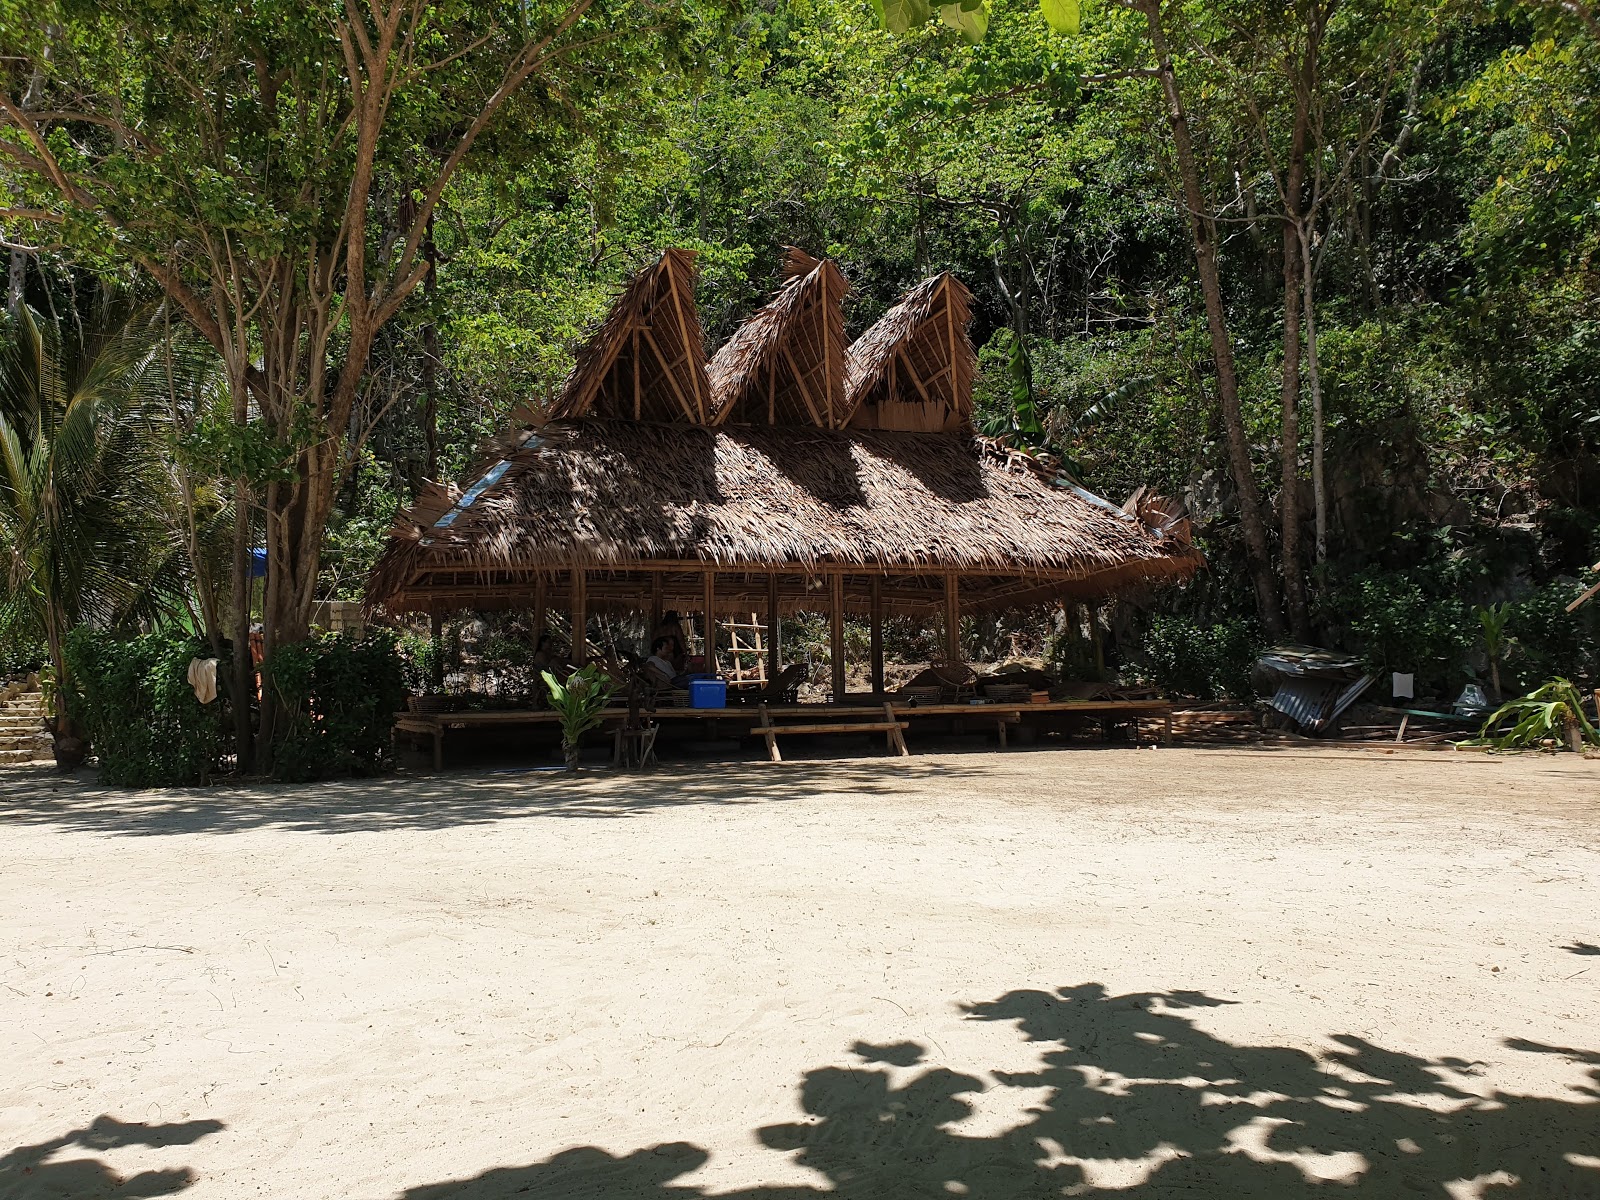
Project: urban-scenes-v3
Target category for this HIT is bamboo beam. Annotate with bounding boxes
[823,271,836,428]
[767,572,781,686]
[703,570,718,675]
[943,573,960,664]
[782,345,824,427]
[667,265,707,422]
[870,575,885,696]
[830,572,847,701]
[632,327,642,421]
[640,326,699,423]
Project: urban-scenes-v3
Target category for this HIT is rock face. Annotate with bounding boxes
[0,681,51,766]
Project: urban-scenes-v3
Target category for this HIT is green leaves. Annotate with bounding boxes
[938,2,988,43]
[875,0,932,34]
[1038,0,1079,36]
[1475,678,1599,751]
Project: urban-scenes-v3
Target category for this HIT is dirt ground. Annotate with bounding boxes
[1,747,1597,1199]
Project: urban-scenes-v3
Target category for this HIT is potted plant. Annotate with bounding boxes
[541,664,615,771]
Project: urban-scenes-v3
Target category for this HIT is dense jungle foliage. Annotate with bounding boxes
[3,0,1598,761]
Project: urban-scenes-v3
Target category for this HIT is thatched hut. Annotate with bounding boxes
[708,249,850,428]
[368,249,1201,701]
[845,272,975,433]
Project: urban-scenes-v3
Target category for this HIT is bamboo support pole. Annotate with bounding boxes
[830,572,847,701]
[943,574,961,664]
[870,575,885,695]
[767,574,781,685]
[571,571,588,664]
[703,570,718,675]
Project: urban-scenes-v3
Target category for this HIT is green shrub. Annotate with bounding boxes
[1132,615,1262,702]
[1320,569,1472,699]
[397,630,438,695]
[264,630,405,782]
[0,634,47,680]
[1504,580,1600,692]
[63,626,228,787]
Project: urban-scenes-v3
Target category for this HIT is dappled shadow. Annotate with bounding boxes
[399,983,1600,1198]
[0,757,988,838]
[0,1115,224,1199]
[1564,942,1600,956]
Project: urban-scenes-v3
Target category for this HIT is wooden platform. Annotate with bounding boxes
[395,698,1173,769]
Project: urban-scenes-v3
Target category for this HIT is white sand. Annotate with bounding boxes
[1,747,1597,1198]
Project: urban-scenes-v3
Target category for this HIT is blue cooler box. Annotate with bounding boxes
[689,677,727,708]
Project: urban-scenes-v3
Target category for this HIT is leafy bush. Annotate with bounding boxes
[1504,580,1600,692]
[1319,569,1472,699]
[264,631,405,782]
[397,630,438,695]
[63,626,228,787]
[1132,615,1262,702]
[0,633,47,681]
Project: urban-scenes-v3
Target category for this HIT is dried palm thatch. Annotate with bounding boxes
[708,248,850,427]
[845,273,975,433]
[368,417,1202,616]
[550,249,711,422]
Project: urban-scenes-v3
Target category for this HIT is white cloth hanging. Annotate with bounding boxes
[187,657,219,705]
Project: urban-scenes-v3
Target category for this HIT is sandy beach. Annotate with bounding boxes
[2,746,1597,1198]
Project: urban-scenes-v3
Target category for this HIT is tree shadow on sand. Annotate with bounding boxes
[0,758,988,837]
[401,984,1599,1199]
[0,1115,224,1199]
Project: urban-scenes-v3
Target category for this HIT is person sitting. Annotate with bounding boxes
[532,634,574,677]
[642,636,694,690]
[654,612,689,672]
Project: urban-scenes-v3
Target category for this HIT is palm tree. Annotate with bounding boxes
[0,300,185,762]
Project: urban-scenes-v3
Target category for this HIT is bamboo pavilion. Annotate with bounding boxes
[367,248,1201,707]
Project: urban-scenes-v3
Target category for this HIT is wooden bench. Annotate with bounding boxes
[752,702,910,762]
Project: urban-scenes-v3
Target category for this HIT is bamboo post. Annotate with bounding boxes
[649,573,663,642]
[870,576,885,696]
[703,570,717,675]
[830,572,847,702]
[767,573,781,686]
[943,574,961,665]
[571,570,588,664]
[533,577,547,642]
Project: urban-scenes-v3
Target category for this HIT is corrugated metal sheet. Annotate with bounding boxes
[1266,674,1374,733]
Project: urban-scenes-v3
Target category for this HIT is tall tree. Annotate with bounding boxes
[1,0,698,767]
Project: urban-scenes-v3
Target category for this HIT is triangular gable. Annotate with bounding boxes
[845,273,975,433]
[551,249,711,423]
[708,248,850,428]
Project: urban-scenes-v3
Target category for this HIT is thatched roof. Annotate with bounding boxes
[845,273,976,433]
[708,249,850,428]
[368,417,1201,616]
[550,249,711,422]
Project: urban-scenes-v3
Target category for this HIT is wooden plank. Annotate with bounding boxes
[830,572,846,701]
[752,721,908,735]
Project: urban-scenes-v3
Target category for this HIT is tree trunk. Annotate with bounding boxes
[1279,70,1313,642]
[1302,241,1328,564]
[1139,0,1285,637]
